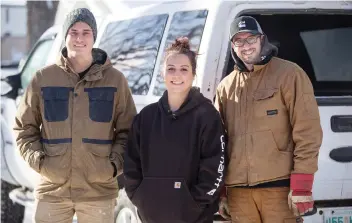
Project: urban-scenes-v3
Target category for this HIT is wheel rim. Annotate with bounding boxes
[116,207,137,223]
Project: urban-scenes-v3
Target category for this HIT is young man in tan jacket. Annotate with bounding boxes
[13,8,136,223]
[215,16,323,223]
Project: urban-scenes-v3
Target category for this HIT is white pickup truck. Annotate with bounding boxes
[1,1,351,222]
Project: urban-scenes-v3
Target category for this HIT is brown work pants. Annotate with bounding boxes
[227,187,301,223]
[34,198,116,223]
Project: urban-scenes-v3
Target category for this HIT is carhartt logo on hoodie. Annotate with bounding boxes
[207,135,225,196]
[174,182,181,189]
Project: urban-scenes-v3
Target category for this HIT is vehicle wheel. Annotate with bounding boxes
[1,180,25,223]
[115,189,139,223]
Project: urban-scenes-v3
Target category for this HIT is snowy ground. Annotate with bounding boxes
[23,207,34,223]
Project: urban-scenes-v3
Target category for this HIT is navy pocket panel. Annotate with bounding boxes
[84,87,117,123]
[41,138,72,144]
[42,87,72,122]
[82,138,113,144]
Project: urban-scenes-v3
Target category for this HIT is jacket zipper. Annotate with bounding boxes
[243,72,251,185]
[71,74,82,193]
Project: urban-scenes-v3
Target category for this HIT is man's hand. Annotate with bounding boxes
[219,197,231,220]
[288,173,314,216]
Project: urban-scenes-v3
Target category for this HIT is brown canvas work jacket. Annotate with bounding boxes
[215,56,323,187]
[14,48,137,201]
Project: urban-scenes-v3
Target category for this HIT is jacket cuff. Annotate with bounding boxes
[220,186,227,198]
[290,173,314,192]
[109,152,123,177]
[31,150,45,173]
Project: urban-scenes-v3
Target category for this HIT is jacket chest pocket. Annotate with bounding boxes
[85,87,117,123]
[42,87,71,122]
[252,88,289,128]
[253,88,281,118]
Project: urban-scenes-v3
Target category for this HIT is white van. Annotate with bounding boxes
[1,1,351,222]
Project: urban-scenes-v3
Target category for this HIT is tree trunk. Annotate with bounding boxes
[26,1,59,52]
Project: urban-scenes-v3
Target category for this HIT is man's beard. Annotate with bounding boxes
[240,51,261,65]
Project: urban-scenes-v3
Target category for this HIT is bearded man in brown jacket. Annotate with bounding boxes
[13,8,136,223]
[215,16,323,223]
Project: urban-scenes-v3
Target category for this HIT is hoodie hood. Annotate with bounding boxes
[57,47,112,75]
[231,34,278,72]
[158,87,211,119]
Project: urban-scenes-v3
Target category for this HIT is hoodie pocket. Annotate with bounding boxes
[40,142,70,184]
[132,177,202,222]
[42,87,71,122]
[85,87,117,123]
[83,139,115,183]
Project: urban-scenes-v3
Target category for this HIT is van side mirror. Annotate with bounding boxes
[1,73,22,99]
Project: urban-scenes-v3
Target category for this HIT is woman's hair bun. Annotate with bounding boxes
[171,36,190,51]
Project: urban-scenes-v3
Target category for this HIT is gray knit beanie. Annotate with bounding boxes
[63,8,97,42]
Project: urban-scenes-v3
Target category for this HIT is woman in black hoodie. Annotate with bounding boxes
[124,37,226,223]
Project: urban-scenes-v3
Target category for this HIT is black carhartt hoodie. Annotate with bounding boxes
[124,87,227,223]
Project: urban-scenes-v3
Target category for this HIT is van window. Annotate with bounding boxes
[99,14,168,95]
[21,39,55,89]
[153,10,208,96]
[300,27,351,82]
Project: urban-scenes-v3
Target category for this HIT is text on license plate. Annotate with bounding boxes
[324,209,352,223]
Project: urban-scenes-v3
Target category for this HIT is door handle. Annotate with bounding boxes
[331,115,352,132]
[329,146,352,163]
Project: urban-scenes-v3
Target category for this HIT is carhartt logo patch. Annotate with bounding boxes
[174,182,181,189]
[267,109,278,116]
[239,21,246,28]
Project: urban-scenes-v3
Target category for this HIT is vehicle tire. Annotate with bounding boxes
[115,188,139,223]
[1,180,25,223]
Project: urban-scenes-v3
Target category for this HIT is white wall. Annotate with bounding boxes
[1,5,27,37]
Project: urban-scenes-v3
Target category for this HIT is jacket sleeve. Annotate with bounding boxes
[282,65,323,174]
[110,73,137,176]
[191,108,227,208]
[123,114,142,200]
[13,72,44,173]
[214,85,228,133]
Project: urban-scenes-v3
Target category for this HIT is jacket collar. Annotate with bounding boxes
[56,47,112,81]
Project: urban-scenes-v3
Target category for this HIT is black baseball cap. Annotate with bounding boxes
[230,16,263,41]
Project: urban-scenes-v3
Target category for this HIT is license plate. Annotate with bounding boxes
[324,209,352,223]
